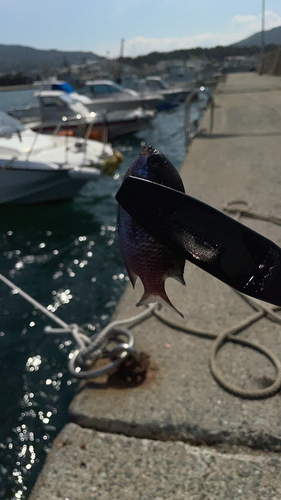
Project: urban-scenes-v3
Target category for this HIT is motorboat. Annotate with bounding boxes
[86,107,156,141]
[0,111,122,204]
[9,90,156,141]
[10,78,164,113]
[141,77,195,110]
[8,80,94,123]
[34,78,97,107]
[11,91,96,135]
[80,79,164,111]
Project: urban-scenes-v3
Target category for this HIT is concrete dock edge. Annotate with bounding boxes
[29,72,281,500]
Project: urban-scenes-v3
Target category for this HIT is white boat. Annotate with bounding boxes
[0,111,122,204]
[80,79,164,111]
[87,107,156,141]
[9,90,156,141]
[10,79,164,114]
[142,77,194,110]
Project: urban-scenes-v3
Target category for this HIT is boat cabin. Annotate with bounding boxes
[37,91,94,124]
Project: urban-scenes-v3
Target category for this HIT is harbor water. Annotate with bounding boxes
[0,90,190,499]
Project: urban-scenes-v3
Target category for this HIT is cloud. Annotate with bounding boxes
[232,10,281,31]
[233,15,257,24]
[265,10,281,30]
[122,10,281,57]
[125,33,239,57]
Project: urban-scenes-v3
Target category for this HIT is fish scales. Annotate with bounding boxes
[117,145,186,317]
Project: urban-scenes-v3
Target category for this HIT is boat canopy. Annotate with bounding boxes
[52,81,76,94]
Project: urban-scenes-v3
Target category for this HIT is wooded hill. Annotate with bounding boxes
[121,25,281,68]
[121,44,279,69]
[0,25,280,75]
[0,44,101,75]
[234,25,281,47]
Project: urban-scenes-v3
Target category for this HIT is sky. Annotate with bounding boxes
[0,0,281,58]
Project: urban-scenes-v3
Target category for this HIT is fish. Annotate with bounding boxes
[117,145,186,317]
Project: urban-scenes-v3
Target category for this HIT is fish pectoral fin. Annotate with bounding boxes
[165,262,186,286]
[125,264,138,288]
[137,290,184,318]
[170,272,186,286]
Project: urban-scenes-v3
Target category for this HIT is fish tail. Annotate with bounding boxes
[136,290,184,318]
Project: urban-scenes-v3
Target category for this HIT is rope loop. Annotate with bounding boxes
[152,200,281,399]
[154,299,281,399]
[68,327,137,379]
[224,200,281,225]
[210,326,281,399]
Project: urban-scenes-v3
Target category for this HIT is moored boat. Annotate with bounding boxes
[79,79,164,111]
[9,90,156,141]
[141,76,195,110]
[0,111,122,203]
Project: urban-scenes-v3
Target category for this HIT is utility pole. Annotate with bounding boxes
[120,38,125,59]
[116,38,125,84]
[260,0,265,73]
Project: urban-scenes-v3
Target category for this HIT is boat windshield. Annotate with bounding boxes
[89,82,124,96]
[40,93,78,107]
[146,78,169,90]
[0,111,25,138]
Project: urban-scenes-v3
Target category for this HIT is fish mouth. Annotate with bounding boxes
[140,145,165,169]
[140,145,155,156]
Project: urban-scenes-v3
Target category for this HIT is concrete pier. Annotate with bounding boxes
[30,73,281,499]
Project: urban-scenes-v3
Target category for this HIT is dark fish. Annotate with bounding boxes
[117,145,186,317]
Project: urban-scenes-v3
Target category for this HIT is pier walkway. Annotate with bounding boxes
[30,73,281,499]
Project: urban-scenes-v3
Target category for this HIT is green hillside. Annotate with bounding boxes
[0,44,101,75]
[234,25,281,47]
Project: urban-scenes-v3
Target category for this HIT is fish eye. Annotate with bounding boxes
[147,153,162,167]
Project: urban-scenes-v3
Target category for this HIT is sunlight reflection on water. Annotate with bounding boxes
[0,99,191,498]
